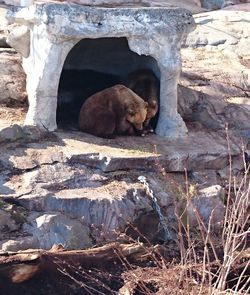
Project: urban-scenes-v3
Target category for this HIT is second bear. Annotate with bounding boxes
[79,84,148,138]
[125,69,159,134]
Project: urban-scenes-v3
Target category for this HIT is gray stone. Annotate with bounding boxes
[0,124,24,143]
[23,212,93,250]
[0,7,7,30]
[6,2,195,137]
[188,170,219,189]
[0,124,58,145]
[6,25,30,57]
[0,173,16,196]
[200,0,224,9]
[0,208,19,237]
[186,185,225,230]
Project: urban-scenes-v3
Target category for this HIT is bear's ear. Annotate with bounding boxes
[144,102,148,107]
[150,100,157,107]
[127,108,136,115]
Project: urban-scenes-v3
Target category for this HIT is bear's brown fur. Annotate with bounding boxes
[78,84,148,138]
[125,69,159,134]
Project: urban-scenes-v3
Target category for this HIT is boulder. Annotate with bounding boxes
[0,124,24,143]
[0,124,51,144]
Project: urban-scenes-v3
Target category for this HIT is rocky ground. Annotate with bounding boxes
[0,2,249,294]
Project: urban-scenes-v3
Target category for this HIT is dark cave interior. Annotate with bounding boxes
[57,37,160,130]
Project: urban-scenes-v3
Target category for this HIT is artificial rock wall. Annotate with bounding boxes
[6,2,195,137]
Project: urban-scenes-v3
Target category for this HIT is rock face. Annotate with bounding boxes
[180,8,250,135]
[0,3,249,252]
[0,123,245,250]
[0,138,177,250]
[6,2,195,137]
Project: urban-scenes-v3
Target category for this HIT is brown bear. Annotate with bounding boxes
[125,69,159,135]
[78,84,148,138]
[57,69,120,128]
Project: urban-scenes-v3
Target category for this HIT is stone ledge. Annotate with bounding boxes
[0,129,241,174]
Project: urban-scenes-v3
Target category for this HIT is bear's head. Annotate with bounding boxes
[125,69,159,128]
[126,101,148,130]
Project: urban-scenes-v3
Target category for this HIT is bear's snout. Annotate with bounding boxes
[133,122,143,130]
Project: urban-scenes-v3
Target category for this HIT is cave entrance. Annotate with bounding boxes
[56,37,160,130]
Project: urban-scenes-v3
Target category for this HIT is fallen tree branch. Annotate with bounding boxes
[0,242,150,283]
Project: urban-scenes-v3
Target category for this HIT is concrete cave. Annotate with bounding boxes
[6,2,195,137]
